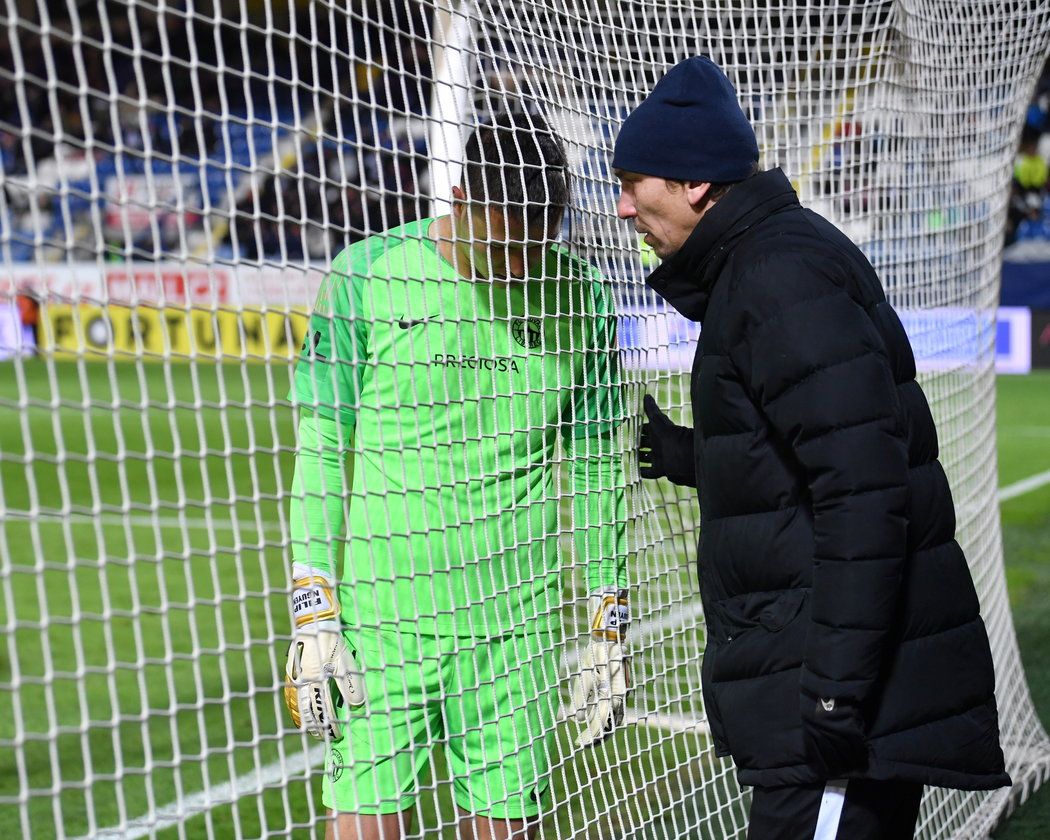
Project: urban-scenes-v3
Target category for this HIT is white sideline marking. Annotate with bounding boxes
[2,510,285,536]
[6,461,1049,536]
[630,710,709,735]
[7,462,1049,535]
[77,745,324,840]
[554,704,709,736]
[1000,426,1050,438]
[83,712,706,839]
[998,468,1050,503]
[621,710,710,736]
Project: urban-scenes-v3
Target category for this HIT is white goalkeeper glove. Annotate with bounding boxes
[283,564,365,740]
[571,587,630,748]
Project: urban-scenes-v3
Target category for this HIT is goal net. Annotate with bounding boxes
[1,1,1048,838]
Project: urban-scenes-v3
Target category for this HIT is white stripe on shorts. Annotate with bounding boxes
[813,779,849,840]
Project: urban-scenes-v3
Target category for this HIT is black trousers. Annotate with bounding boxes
[747,778,924,840]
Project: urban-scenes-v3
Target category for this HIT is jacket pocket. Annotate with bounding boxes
[710,588,810,685]
[718,588,808,640]
[706,591,811,768]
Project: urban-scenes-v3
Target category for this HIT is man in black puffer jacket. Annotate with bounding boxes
[613,56,1010,839]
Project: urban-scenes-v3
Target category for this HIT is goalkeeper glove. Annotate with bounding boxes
[571,587,630,748]
[283,564,365,740]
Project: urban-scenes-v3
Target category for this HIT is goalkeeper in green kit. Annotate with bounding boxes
[284,109,629,840]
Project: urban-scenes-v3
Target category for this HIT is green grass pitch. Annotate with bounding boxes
[1,360,1048,838]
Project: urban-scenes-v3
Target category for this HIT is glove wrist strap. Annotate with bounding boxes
[589,588,629,641]
[291,563,339,628]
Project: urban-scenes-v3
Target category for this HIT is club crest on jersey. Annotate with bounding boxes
[330,747,344,781]
[512,317,542,350]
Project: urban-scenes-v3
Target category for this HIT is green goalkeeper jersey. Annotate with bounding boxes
[289,218,626,637]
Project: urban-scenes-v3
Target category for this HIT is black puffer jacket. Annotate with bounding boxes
[647,168,1010,790]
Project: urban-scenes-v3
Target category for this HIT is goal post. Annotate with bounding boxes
[1,1,1048,838]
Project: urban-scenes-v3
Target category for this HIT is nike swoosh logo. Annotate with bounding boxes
[397,315,430,329]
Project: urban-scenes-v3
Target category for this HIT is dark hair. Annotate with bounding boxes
[665,161,762,202]
[707,160,763,201]
[462,110,570,230]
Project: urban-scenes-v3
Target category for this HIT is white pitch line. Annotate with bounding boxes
[8,463,1047,535]
[998,468,1050,503]
[76,745,324,840]
[10,465,1046,536]
[7,463,1048,535]
[556,704,709,736]
[999,426,1050,438]
[83,712,704,839]
[80,709,709,839]
[2,510,285,535]
[624,710,710,736]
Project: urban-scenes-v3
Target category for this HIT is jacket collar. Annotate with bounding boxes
[645,167,800,322]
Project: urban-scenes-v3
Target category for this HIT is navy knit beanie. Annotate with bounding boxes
[612,56,758,182]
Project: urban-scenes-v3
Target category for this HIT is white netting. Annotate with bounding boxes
[1,1,1048,838]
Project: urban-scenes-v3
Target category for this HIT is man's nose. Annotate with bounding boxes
[616,192,635,220]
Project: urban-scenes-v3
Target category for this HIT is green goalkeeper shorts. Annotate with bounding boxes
[322,627,560,819]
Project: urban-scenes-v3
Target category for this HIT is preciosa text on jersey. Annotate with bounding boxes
[432,353,522,373]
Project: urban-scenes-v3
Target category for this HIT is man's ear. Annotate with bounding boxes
[685,181,712,209]
[450,184,467,220]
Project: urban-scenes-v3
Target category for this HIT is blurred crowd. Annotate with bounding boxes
[227,84,430,264]
[0,2,228,259]
[1007,59,1050,246]
[0,0,430,265]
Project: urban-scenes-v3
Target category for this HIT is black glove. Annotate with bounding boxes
[800,691,869,778]
[639,395,695,486]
